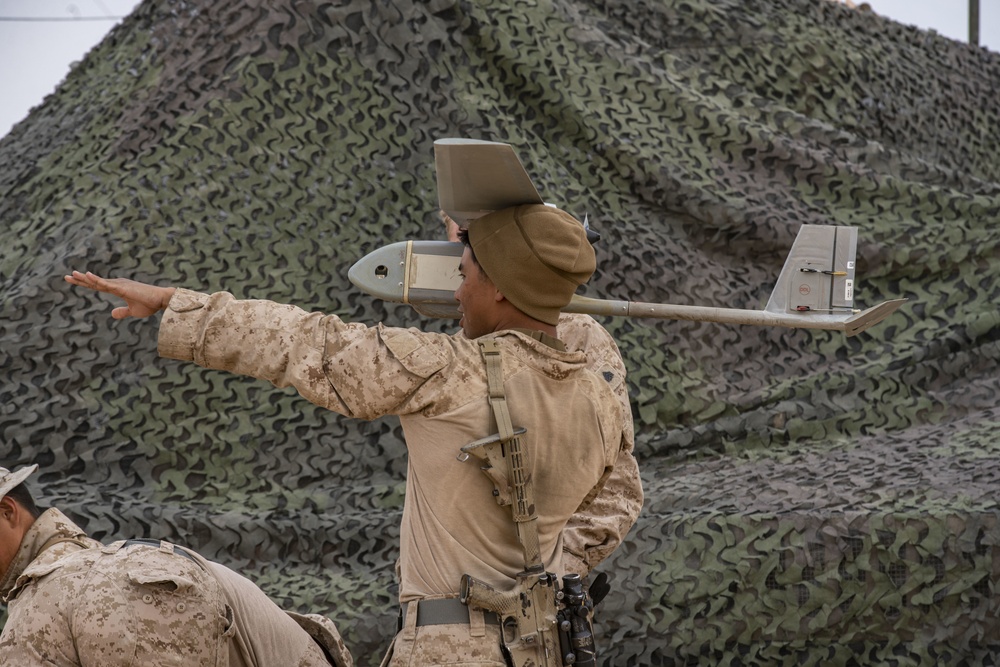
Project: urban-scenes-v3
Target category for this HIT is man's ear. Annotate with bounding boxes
[0,496,17,525]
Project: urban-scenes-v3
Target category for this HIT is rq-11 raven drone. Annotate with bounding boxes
[350,138,905,337]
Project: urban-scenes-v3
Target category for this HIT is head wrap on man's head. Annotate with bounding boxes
[0,465,37,499]
[467,204,595,325]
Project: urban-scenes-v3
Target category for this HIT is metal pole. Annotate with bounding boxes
[970,0,980,46]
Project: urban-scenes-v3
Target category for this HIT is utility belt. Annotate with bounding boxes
[398,597,501,630]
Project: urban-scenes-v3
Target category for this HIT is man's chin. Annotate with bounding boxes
[459,319,481,339]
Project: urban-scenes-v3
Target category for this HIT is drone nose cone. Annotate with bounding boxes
[348,241,409,302]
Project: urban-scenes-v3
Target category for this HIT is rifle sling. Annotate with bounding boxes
[477,339,542,569]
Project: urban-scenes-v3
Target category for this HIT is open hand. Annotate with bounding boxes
[64,271,176,320]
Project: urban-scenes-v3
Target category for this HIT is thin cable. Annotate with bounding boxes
[0,16,125,22]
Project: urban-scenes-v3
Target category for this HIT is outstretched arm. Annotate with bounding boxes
[64,271,176,320]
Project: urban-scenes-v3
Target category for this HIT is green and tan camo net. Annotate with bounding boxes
[1,0,999,664]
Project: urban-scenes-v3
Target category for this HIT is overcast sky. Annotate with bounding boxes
[0,0,997,139]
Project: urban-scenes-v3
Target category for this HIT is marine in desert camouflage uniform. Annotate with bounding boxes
[66,203,629,666]
[442,209,643,579]
[0,465,352,667]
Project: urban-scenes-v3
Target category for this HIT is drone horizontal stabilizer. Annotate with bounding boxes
[434,138,544,224]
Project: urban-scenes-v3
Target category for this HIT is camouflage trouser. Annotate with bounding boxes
[1,539,229,666]
[380,600,506,667]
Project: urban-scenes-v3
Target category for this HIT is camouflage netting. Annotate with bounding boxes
[1,0,999,664]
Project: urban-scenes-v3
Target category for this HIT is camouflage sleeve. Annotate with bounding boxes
[562,448,643,577]
[158,288,452,420]
[556,314,644,577]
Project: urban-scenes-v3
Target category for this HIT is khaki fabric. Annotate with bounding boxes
[467,204,596,325]
[0,508,100,601]
[158,289,622,604]
[554,313,643,576]
[285,612,354,667]
[0,540,229,666]
[456,313,643,577]
[202,559,348,667]
[0,511,345,667]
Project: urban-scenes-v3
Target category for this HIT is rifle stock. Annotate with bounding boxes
[461,571,561,666]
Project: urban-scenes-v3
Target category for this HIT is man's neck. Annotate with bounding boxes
[492,312,558,339]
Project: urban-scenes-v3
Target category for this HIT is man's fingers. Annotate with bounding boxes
[65,271,100,288]
[64,271,87,287]
[66,271,118,295]
[82,272,111,292]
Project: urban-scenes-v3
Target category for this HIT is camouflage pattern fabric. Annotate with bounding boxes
[1,0,999,664]
[3,537,229,666]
